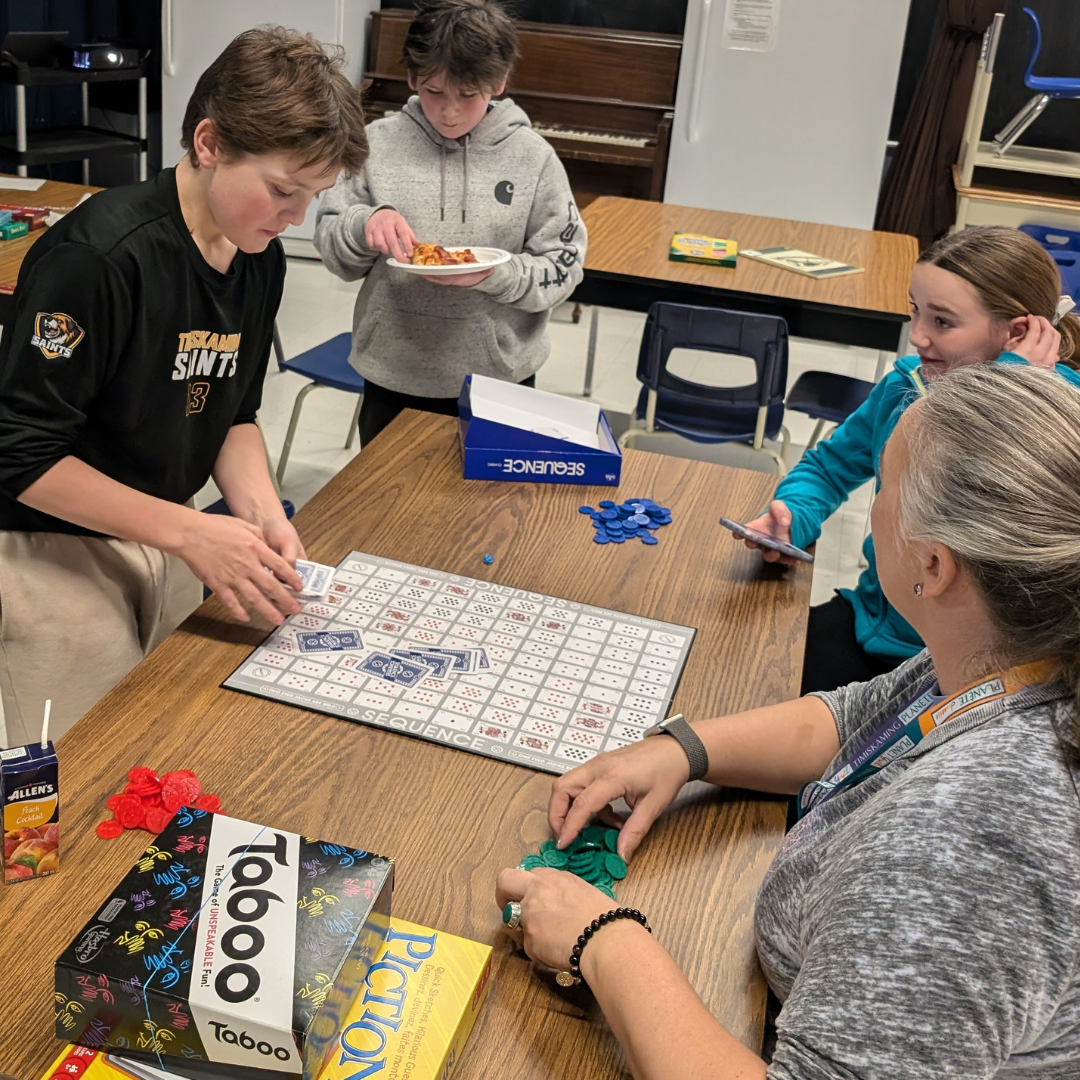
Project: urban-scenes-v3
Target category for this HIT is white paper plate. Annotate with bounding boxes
[387,246,511,275]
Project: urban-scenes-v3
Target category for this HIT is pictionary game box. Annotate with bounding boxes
[45,919,493,1080]
[54,810,394,1080]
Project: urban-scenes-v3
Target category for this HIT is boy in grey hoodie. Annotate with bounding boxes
[315,0,587,445]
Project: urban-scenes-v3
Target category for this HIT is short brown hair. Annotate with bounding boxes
[402,0,518,91]
[919,225,1080,370]
[182,26,368,176]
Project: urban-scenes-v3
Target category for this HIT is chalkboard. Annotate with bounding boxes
[380,0,688,35]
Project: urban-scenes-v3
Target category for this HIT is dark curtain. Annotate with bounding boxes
[875,0,999,247]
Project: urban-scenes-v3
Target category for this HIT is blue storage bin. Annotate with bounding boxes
[1020,224,1080,302]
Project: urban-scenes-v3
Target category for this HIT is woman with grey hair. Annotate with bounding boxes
[498,363,1080,1078]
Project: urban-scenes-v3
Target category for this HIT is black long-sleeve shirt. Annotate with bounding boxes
[0,167,285,534]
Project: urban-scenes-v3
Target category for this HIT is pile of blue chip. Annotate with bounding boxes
[578,498,672,546]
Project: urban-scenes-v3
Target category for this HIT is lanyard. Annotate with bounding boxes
[797,660,1056,819]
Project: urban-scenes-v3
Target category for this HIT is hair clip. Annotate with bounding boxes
[1052,295,1076,327]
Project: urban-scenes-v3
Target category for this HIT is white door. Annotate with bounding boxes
[666,0,910,229]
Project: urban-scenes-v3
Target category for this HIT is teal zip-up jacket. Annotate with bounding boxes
[775,353,1080,661]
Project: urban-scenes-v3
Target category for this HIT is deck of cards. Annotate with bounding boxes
[294,559,336,597]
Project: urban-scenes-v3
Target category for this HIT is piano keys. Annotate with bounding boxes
[362,9,682,206]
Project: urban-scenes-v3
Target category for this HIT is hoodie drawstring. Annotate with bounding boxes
[462,135,469,224]
[439,144,446,222]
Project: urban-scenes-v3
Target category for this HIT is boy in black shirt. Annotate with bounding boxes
[0,28,368,745]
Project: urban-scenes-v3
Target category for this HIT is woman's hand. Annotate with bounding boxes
[549,736,690,860]
[1011,314,1062,370]
[173,511,301,625]
[365,208,417,263]
[738,499,800,565]
[496,867,628,972]
[420,268,495,287]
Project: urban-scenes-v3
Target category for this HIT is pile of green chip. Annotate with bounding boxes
[520,825,627,900]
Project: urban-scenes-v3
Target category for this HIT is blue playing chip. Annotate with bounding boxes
[593,534,610,544]
[641,534,658,545]
[600,509,617,520]
[631,514,650,525]
[599,500,614,508]
[578,506,593,514]
[610,534,626,543]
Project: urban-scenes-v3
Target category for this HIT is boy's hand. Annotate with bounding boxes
[262,516,306,566]
[421,268,495,287]
[365,208,417,263]
[174,512,302,626]
[739,500,800,565]
[1012,314,1061,370]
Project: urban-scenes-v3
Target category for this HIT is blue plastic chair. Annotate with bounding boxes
[993,9,1080,155]
[623,302,790,473]
[1020,224,1080,303]
[275,331,365,485]
[784,370,875,453]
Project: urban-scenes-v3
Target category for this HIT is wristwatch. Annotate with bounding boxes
[643,713,709,781]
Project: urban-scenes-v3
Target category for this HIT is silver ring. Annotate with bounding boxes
[504,901,522,930]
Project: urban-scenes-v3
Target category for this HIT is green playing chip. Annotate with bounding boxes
[540,840,557,853]
[542,848,569,869]
[581,825,606,846]
[522,855,544,870]
[604,829,619,853]
[604,852,627,880]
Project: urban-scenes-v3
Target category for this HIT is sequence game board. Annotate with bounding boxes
[223,552,695,774]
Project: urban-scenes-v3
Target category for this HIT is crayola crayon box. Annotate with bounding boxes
[3,739,59,884]
[54,810,394,1080]
[668,232,738,267]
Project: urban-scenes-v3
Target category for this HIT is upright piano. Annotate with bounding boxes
[362,8,682,207]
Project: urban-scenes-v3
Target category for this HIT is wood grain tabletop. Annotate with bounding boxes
[0,411,812,1080]
[582,196,919,318]
[0,177,100,293]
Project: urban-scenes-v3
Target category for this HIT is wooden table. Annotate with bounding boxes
[573,196,919,394]
[0,177,99,318]
[0,412,812,1080]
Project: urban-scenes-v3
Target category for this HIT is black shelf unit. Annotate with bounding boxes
[0,57,150,182]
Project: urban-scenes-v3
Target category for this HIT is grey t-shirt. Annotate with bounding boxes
[755,651,1080,1078]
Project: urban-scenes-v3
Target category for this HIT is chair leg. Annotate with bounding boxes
[572,303,582,325]
[992,92,1051,156]
[806,418,828,451]
[256,419,284,501]
[779,424,790,468]
[345,393,364,449]
[272,322,286,371]
[583,306,600,397]
[276,382,320,487]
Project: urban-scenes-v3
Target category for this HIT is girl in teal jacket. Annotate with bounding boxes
[738,225,1080,694]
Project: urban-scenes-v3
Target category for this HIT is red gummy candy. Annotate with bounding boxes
[96,819,124,839]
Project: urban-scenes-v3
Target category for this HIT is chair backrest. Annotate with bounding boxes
[635,302,789,409]
[1023,8,1042,87]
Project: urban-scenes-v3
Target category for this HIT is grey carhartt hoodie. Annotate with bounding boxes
[314,97,587,398]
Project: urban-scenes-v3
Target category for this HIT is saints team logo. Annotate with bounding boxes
[31,312,85,359]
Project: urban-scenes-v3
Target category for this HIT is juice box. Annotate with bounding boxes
[3,740,59,884]
[669,232,738,267]
[55,810,394,1080]
[44,919,492,1080]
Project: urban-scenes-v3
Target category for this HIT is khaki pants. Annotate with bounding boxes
[0,533,202,747]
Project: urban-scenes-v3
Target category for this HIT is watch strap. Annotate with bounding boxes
[650,716,708,781]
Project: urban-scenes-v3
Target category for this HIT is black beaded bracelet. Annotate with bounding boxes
[556,907,651,987]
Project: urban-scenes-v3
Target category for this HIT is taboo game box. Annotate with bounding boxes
[54,809,394,1080]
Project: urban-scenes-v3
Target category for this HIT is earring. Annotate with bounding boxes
[913,583,923,596]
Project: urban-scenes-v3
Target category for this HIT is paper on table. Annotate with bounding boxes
[0,176,46,191]
[469,373,600,448]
